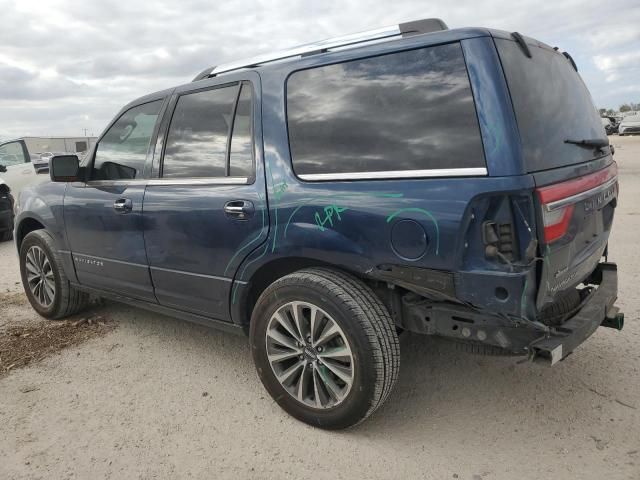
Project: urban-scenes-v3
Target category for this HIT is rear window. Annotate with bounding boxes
[496,39,607,172]
[286,42,486,178]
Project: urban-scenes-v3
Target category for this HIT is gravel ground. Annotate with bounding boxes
[0,137,639,480]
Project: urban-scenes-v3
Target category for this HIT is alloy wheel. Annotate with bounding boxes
[25,245,55,308]
[265,301,355,409]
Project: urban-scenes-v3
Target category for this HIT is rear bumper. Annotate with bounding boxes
[530,262,620,365]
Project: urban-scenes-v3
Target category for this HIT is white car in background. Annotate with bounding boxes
[0,139,46,200]
[0,136,97,199]
[619,112,640,136]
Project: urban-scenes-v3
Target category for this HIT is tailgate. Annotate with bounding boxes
[535,162,618,309]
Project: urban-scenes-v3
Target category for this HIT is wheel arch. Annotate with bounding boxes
[233,256,374,332]
[16,216,46,250]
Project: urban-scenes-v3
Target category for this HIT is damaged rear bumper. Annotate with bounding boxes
[399,263,621,365]
[530,262,621,365]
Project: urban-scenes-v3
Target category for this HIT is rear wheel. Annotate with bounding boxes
[0,230,12,242]
[250,268,400,429]
[19,230,88,319]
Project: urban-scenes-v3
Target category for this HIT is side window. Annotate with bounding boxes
[92,100,163,181]
[287,43,486,177]
[162,85,238,178]
[229,83,254,177]
[0,141,28,166]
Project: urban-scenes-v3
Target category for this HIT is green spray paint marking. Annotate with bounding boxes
[314,205,348,232]
[386,207,440,255]
[284,192,404,238]
[273,181,288,201]
[267,162,279,253]
[232,242,270,304]
[223,192,266,276]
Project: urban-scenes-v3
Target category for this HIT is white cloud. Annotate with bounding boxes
[0,0,638,136]
[594,51,640,82]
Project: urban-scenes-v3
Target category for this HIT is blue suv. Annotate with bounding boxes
[14,19,623,429]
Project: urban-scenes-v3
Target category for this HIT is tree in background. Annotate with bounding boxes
[620,104,632,112]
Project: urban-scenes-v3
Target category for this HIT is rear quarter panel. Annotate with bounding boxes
[230,36,538,324]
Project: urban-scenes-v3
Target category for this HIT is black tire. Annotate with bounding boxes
[0,230,12,242]
[250,268,400,429]
[19,230,88,319]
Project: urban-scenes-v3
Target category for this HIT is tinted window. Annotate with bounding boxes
[163,85,238,178]
[229,83,254,177]
[93,100,162,180]
[287,43,485,176]
[75,141,88,152]
[0,141,27,166]
[496,39,607,172]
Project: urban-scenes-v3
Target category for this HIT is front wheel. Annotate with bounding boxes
[19,230,88,319]
[250,268,400,429]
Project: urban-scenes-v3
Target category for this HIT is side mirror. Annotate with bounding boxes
[0,164,6,173]
[50,155,80,182]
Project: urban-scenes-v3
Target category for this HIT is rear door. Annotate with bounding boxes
[143,74,267,321]
[64,98,166,301]
[495,37,618,308]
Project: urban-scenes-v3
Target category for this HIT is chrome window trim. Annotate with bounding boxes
[545,176,618,211]
[147,177,250,186]
[85,180,148,187]
[297,167,487,181]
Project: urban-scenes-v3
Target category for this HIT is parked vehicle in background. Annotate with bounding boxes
[14,19,623,429]
[0,137,96,198]
[21,137,97,160]
[601,117,620,135]
[619,112,640,136]
[0,175,14,242]
[601,117,617,135]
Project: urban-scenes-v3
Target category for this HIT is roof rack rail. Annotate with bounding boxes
[192,18,447,81]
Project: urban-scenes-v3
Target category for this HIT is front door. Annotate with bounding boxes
[143,76,268,321]
[64,98,166,302]
[0,140,37,198]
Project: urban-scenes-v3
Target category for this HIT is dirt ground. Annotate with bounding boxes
[1,137,639,480]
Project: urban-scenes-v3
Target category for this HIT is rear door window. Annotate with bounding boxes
[162,85,237,178]
[286,42,486,178]
[229,83,254,177]
[161,82,255,179]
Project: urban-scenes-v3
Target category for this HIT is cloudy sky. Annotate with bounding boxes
[0,0,638,139]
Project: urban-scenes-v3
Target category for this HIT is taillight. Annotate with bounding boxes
[536,162,618,243]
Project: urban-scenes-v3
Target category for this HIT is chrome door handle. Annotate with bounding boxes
[113,198,132,213]
[224,200,254,219]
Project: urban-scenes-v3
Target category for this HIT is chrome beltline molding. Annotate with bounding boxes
[297,167,488,181]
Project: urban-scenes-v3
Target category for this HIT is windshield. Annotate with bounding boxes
[496,39,607,172]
